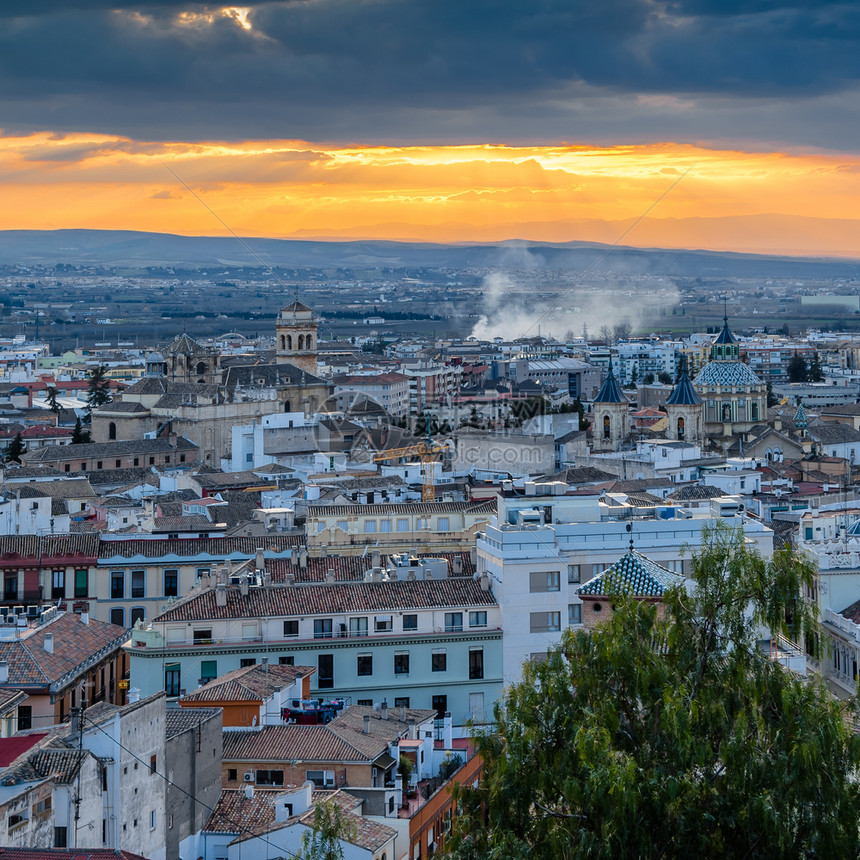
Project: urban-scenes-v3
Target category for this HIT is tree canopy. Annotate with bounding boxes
[86,364,112,414]
[445,525,860,860]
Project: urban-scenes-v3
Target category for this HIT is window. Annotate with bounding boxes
[568,603,582,625]
[403,614,418,631]
[130,607,145,627]
[283,620,299,638]
[164,664,181,697]
[394,652,410,675]
[380,519,392,532]
[530,611,561,633]
[529,571,560,593]
[256,770,285,786]
[335,520,348,532]
[201,660,217,682]
[110,571,124,599]
[192,629,213,645]
[3,573,16,601]
[228,769,237,781]
[306,770,334,788]
[131,570,145,598]
[54,827,68,848]
[349,617,368,637]
[432,695,448,719]
[567,564,581,583]
[74,569,88,598]
[438,517,449,532]
[278,656,295,666]
[469,611,487,628]
[196,567,210,583]
[357,654,373,676]
[163,570,178,597]
[364,520,377,533]
[417,517,430,530]
[110,608,125,627]
[51,570,65,599]
[591,564,603,577]
[357,699,372,706]
[396,518,409,532]
[469,647,484,680]
[17,705,32,731]
[394,697,410,709]
[150,755,157,775]
[318,654,334,688]
[239,658,256,668]
[9,811,28,831]
[314,619,333,639]
[444,612,463,632]
[375,615,393,633]
[469,692,485,721]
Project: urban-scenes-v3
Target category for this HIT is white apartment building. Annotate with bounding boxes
[333,372,410,416]
[476,485,775,683]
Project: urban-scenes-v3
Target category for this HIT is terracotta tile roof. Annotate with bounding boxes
[156,577,496,623]
[0,613,127,690]
[222,725,371,764]
[180,664,315,704]
[329,705,436,760]
[21,437,197,464]
[0,533,99,562]
[296,804,395,853]
[165,706,222,739]
[0,849,148,860]
[203,788,281,833]
[0,688,27,715]
[97,535,303,560]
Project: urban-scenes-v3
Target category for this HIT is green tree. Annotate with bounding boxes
[3,432,25,463]
[45,386,60,414]
[657,370,673,385]
[766,381,779,407]
[71,416,90,445]
[445,524,860,860]
[295,798,357,860]
[808,352,825,383]
[787,352,808,383]
[86,365,112,413]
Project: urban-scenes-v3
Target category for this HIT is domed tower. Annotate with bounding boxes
[665,356,704,444]
[694,314,766,440]
[592,360,629,452]
[144,351,166,378]
[276,300,318,374]
[164,333,219,384]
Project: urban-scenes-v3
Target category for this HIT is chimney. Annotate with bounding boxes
[299,549,308,569]
[244,784,254,799]
[80,612,89,626]
[43,633,53,654]
[363,715,371,734]
[407,717,416,739]
[381,699,388,720]
[452,556,463,576]
[400,706,406,723]
[263,572,272,589]
[325,569,335,584]
[371,550,381,569]
[480,572,490,592]
[256,547,265,572]
[239,575,250,597]
[0,660,7,684]
[469,547,477,565]
[70,707,80,734]
[285,574,295,586]
[216,586,227,607]
[291,547,298,564]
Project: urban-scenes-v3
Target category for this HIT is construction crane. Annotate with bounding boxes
[372,430,448,501]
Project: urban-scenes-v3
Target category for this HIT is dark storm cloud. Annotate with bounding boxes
[0,1,859,147]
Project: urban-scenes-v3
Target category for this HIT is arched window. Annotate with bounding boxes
[306,335,313,350]
[603,415,611,439]
[751,402,759,420]
[110,607,125,628]
[196,361,207,377]
[108,422,116,440]
[286,335,292,350]
[280,335,286,350]
[298,334,305,350]
[283,401,291,413]
[130,607,145,627]
[677,417,685,440]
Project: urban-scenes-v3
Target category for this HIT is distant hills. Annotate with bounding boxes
[1,228,860,279]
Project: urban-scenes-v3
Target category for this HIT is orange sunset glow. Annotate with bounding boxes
[4,132,860,256]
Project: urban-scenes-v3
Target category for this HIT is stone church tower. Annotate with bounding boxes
[592,360,629,452]
[276,300,318,374]
[665,357,704,444]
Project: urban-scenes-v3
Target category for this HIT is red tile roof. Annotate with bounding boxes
[180,663,315,704]
[0,733,47,767]
[222,725,370,764]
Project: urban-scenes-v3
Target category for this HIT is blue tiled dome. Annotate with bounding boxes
[694,361,762,388]
[577,549,683,598]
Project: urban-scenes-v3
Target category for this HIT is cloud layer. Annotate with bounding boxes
[1,1,860,148]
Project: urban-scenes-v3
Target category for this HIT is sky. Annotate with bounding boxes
[3,1,860,255]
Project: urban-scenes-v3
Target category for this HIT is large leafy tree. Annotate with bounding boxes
[3,432,25,463]
[445,525,860,860]
[787,352,808,383]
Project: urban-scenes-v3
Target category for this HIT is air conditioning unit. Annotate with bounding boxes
[243,772,255,783]
[26,606,38,618]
